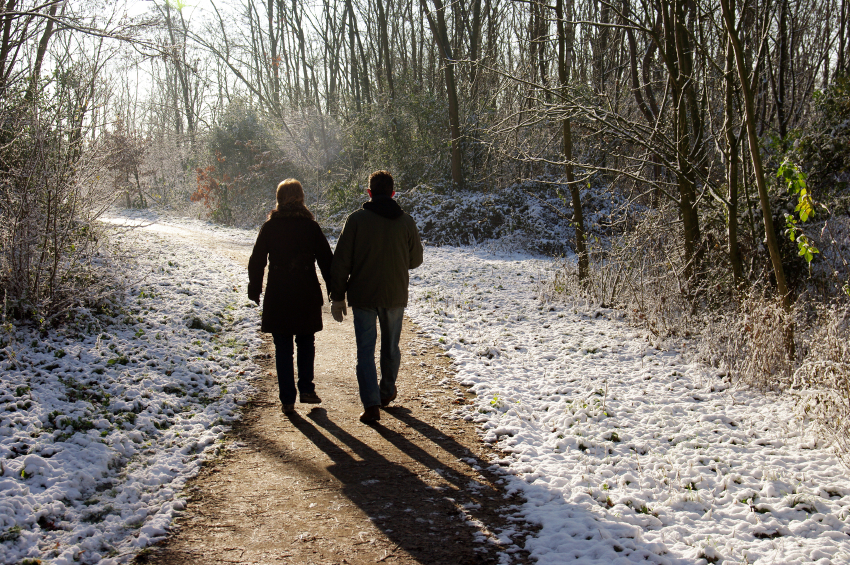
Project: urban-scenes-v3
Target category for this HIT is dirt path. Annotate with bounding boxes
[134,225,533,565]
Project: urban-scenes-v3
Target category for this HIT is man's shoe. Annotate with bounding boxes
[282,403,295,415]
[359,406,381,423]
[380,391,397,407]
[300,392,322,404]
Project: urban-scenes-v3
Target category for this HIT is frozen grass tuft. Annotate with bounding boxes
[792,306,850,468]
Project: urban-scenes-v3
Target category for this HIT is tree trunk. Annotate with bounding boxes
[530,1,550,100]
[725,37,743,287]
[345,0,361,113]
[375,0,395,99]
[721,0,791,306]
[164,2,195,144]
[356,22,372,105]
[594,0,610,93]
[556,0,588,283]
[292,1,311,103]
[776,0,788,139]
[324,0,340,114]
[267,0,281,111]
[422,0,464,190]
[653,0,702,279]
[26,0,62,102]
[838,0,847,78]
[0,0,20,95]
[675,103,701,280]
[469,0,482,96]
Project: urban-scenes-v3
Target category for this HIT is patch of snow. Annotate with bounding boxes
[407,245,850,565]
[0,209,262,564]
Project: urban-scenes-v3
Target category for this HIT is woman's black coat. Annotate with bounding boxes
[248,205,332,334]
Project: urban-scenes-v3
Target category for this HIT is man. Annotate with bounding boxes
[330,170,424,423]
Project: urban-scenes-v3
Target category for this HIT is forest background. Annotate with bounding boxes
[1,0,849,463]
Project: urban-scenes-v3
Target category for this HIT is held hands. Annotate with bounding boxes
[331,300,347,323]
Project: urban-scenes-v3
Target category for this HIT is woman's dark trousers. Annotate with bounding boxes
[272,333,316,405]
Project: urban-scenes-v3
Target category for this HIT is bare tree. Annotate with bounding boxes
[421,0,464,190]
[720,0,790,305]
[555,0,588,283]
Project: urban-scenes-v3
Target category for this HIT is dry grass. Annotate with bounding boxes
[697,295,850,466]
[545,206,850,468]
[698,290,799,391]
[792,307,850,468]
[545,205,703,340]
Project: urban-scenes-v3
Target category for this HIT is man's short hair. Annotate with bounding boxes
[369,170,394,196]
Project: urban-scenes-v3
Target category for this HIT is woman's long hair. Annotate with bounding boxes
[268,178,313,220]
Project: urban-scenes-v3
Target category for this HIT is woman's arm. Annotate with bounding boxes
[247,224,268,303]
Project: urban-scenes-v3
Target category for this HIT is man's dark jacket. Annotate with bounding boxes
[248,205,332,334]
[330,195,423,307]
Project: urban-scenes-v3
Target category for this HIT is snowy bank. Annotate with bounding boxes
[407,245,850,565]
[0,211,262,564]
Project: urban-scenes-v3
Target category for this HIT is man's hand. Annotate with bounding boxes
[331,300,347,322]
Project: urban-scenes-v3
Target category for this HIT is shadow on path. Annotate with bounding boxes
[282,407,505,564]
[141,289,533,564]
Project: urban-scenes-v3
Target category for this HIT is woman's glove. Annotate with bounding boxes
[331,300,347,322]
[248,283,260,305]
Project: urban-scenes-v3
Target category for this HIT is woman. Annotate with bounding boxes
[248,179,332,415]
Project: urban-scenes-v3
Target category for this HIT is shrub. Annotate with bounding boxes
[0,93,114,322]
[697,289,800,391]
[192,102,303,225]
[331,93,452,193]
[324,179,625,257]
[791,75,850,203]
[104,118,149,209]
[793,307,850,467]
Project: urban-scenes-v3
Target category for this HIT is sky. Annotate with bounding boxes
[126,0,217,20]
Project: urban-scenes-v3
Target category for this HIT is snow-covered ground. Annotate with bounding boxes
[407,246,850,565]
[0,211,262,564]
[4,210,849,565]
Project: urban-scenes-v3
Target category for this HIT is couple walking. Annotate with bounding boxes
[247,171,424,423]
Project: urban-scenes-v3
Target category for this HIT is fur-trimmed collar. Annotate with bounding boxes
[268,203,314,220]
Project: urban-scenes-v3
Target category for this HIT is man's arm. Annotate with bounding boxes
[408,217,424,270]
[329,215,356,302]
[314,223,333,290]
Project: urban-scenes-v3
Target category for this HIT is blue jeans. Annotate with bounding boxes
[272,333,315,405]
[352,306,404,408]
